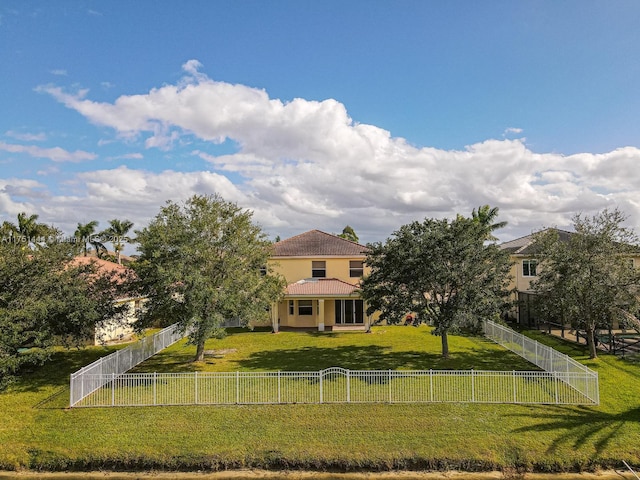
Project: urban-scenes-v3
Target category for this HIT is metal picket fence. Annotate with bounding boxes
[69,320,598,407]
[71,367,597,407]
[70,323,186,407]
[484,320,599,404]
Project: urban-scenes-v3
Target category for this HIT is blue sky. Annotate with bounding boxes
[1,1,640,247]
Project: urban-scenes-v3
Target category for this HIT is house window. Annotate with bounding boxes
[298,300,313,315]
[523,260,537,277]
[349,260,364,278]
[289,300,294,315]
[335,299,364,324]
[312,261,326,278]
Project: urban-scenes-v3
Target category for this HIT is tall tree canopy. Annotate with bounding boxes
[531,208,640,359]
[134,194,285,362]
[338,225,359,243]
[0,240,128,389]
[361,212,512,358]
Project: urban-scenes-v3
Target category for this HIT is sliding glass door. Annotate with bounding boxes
[334,299,364,324]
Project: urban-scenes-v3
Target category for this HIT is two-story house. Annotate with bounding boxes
[268,230,373,332]
[500,228,640,327]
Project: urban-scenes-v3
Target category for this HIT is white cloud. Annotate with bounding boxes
[28,61,640,243]
[50,69,68,76]
[5,130,47,141]
[0,142,96,162]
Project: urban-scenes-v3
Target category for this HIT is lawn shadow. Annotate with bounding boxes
[234,344,537,372]
[9,347,117,394]
[507,405,640,455]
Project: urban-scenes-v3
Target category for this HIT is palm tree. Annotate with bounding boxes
[101,219,134,264]
[74,221,102,256]
[472,205,507,241]
[4,212,55,249]
[338,225,359,243]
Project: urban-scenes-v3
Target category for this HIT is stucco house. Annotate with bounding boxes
[268,230,374,332]
[71,256,145,344]
[500,228,640,327]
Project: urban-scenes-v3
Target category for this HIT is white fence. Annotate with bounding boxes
[70,320,599,407]
[484,320,599,405]
[70,323,186,407]
[70,367,597,407]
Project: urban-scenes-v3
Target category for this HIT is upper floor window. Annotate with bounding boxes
[312,261,326,278]
[522,259,537,277]
[349,260,364,278]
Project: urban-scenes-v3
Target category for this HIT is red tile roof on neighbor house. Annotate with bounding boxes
[273,230,369,257]
[69,256,132,284]
[285,278,360,296]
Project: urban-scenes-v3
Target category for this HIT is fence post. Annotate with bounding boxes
[554,372,559,404]
[471,370,475,403]
[112,372,115,406]
[320,371,323,404]
[195,371,198,405]
[154,372,157,405]
[388,370,392,403]
[236,371,240,404]
[512,371,517,403]
[429,369,433,402]
[346,369,350,403]
[278,371,281,404]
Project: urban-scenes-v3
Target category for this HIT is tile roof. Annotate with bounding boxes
[273,230,369,257]
[285,278,360,296]
[499,228,574,255]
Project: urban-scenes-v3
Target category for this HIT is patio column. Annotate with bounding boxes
[271,301,279,333]
[317,299,325,331]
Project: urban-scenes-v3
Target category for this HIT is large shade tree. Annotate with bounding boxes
[134,194,285,362]
[0,239,129,389]
[361,212,512,358]
[531,208,640,359]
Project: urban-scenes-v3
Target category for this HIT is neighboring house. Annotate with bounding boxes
[500,229,573,327]
[268,230,374,332]
[500,229,640,327]
[71,256,144,345]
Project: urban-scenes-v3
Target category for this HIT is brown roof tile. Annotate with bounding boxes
[273,230,369,257]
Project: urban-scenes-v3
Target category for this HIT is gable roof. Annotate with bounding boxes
[273,230,369,257]
[285,278,360,296]
[500,228,574,255]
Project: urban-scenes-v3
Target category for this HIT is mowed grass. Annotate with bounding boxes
[1,325,640,474]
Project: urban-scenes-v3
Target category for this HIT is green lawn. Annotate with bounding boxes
[1,325,639,474]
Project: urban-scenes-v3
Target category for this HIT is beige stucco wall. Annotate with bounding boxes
[94,297,146,345]
[268,256,369,284]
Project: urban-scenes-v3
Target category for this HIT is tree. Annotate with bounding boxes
[471,205,507,241]
[338,225,359,243]
[0,240,128,389]
[134,194,286,362]
[74,220,104,256]
[531,209,640,359]
[361,213,512,358]
[2,212,56,249]
[101,219,134,264]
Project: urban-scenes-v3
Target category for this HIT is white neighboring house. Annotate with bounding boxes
[71,256,145,345]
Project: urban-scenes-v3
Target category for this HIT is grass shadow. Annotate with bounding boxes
[233,344,538,372]
[507,404,640,455]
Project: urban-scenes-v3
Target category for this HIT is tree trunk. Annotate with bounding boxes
[586,327,598,359]
[194,338,206,362]
[441,331,449,358]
